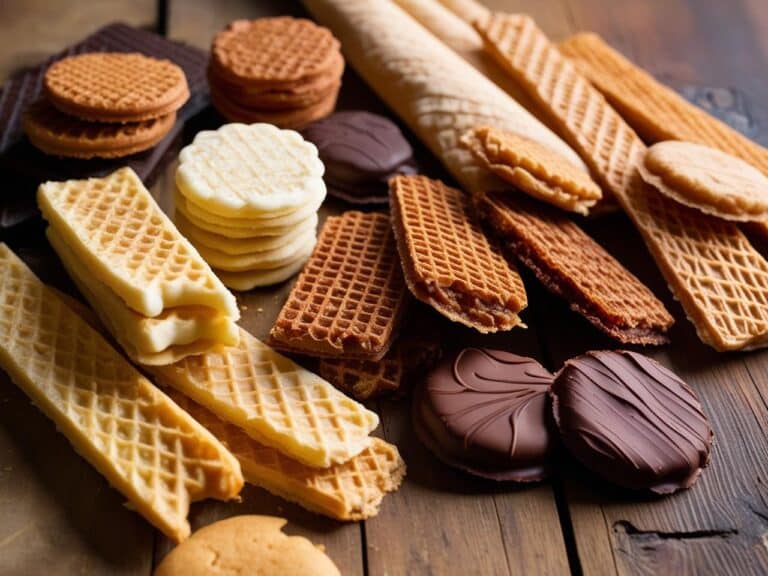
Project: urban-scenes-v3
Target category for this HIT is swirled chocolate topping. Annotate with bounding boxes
[552,350,713,494]
[413,347,554,481]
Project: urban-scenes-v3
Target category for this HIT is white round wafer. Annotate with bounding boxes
[216,247,314,290]
[196,229,317,272]
[176,123,326,217]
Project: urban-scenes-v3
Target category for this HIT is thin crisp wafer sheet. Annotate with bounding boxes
[477,13,768,350]
[148,329,380,468]
[0,244,243,542]
[390,175,526,333]
[37,167,238,318]
[169,391,404,520]
[270,211,408,360]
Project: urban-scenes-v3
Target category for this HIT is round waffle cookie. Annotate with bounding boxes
[44,52,190,123]
[177,123,326,216]
[211,18,341,87]
[23,100,175,159]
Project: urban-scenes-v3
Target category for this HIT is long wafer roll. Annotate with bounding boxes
[477,13,768,351]
[437,0,489,24]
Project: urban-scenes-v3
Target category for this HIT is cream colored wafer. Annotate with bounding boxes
[195,230,317,272]
[147,328,379,468]
[37,167,238,318]
[168,391,404,520]
[175,210,318,255]
[176,123,325,217]
[47,228,238,365]
[638,141,768,222]
[461,126,601,214]
[477,13,768,351]
[436,0,489,23]
[0,244,243,542]
[216,256,310,291]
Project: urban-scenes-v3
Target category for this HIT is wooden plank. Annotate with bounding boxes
[0,0,156,81]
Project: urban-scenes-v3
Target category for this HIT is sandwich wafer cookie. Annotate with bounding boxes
[0,244,243,542]
[389,174,526,333]
[476,13,768,351]
[480,193,673,344]
[168,391,404,520]
[269,211,408,360]
[148,328,380,468]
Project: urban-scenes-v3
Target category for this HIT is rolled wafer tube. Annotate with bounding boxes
[436,0,489,24]
[476,13,768,351]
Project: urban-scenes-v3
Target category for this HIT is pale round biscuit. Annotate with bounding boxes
[216,251,313,290]
[176,123,326,216]
[175,210,318,255]
[196,229,317,272]
[154,515,340,576]
[640,141,768,221]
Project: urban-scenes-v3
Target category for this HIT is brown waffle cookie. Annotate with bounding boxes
[23,99,175,159]
[480,192,673,344]
[461,126,601,214]
[558,33,768,176]
[269,211,407,360]
[211,18,341,87]
[389,174,526,333]
[477,13,768,351]
[44,52,189,123]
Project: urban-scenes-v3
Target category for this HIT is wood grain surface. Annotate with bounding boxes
[1,1,767,575]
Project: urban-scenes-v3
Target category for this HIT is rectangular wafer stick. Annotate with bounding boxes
[477,13,768,351]
[148,328,380,468]
[167,390,405,521]
[269,211,407,361]
[0,244,243,542]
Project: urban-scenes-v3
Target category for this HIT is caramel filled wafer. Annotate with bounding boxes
[389,175,526,333]
[477,13,768,350]
[269,211,408,360]
[168,391,404,520]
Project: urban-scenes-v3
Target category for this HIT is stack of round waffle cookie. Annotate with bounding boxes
[175,123,326,290]
[208,18,344,129]
[23,52,188,158]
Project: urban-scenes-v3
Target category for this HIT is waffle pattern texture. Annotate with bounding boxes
[390,175,526,332]
[270,211,407,360]
[477,13,768,351]
[150,329,380,468]
[38,167,238,318]
[170,391,404,520]
[0,244,243,542]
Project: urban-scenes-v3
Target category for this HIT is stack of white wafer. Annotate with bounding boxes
[38,166,241,366]
[174,123,325,290]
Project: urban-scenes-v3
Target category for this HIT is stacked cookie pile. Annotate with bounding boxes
[208,17,344,129]
[23,52,189,158]
[174,123,326,290]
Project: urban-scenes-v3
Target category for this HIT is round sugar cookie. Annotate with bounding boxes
[44,52,189,123]
[639,141,768,221]
[23,100,175,159]
[176,123,326,216]
[154,515,340,576]
[195,229,317,272]
[216,249,314,290]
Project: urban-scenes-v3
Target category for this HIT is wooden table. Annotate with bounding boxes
[1,1,767,574]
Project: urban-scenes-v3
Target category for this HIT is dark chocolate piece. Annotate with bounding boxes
[413,347,554,481]
[0,22,210,229]
[551,350,713,494]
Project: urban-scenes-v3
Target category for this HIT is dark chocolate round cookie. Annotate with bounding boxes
[551,350,713,494]
[413,347,554,482]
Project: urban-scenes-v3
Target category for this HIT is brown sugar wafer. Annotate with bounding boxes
[389,174,526,333]
[461,126,601,215]
[480,193,673,344]
[558,33,768,176]
[269,211,408,360]
[44,52,189,123]
[477,13,768,351]
[23,100,175,159]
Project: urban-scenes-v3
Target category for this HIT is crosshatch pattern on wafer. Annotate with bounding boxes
[212,18,340,85]
[389,175,526,332]
[168,391,404,520]
[0,245,242,542]
[477,13,768,350]
[37,167,238,318]
[150,329,380,468]
[481,192,673,344]
[269,211,407,360]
